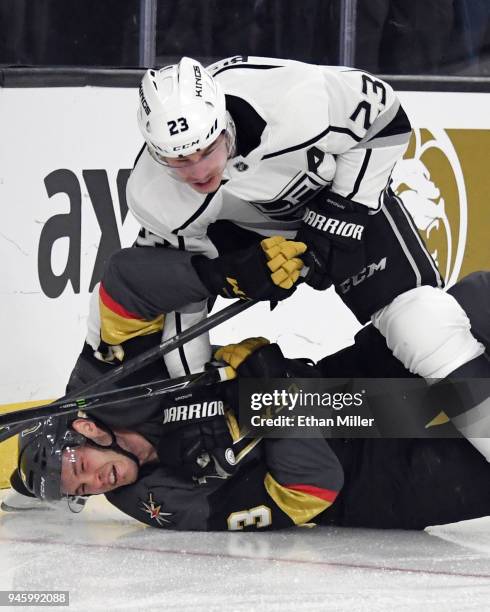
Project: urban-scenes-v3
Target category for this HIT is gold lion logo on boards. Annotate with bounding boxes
[392,128,468,287]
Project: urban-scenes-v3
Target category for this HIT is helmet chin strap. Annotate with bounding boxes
[84,417,140,468]
[64,418,140,513]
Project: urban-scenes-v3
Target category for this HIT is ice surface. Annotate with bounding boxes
[1,491,489,611]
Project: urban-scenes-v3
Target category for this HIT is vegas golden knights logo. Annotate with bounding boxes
[392,128,468,287]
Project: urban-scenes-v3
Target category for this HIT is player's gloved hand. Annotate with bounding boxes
[157,384,237,481]
[214,337,289,378]
[94,340,125,364]
[214,337,270,371]
[192,236,306,301]
[296,191,369,290]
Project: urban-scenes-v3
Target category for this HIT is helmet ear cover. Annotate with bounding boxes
[10,466,35,498]
[17,416,86,502]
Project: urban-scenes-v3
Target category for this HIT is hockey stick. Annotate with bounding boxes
[0,299,256,442]
[0,367,232,432]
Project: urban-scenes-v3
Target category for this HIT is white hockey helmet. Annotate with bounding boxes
[137,57,230,162]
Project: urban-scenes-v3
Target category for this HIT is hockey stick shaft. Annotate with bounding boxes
[69,298,255,397]
[0,299,255,441]
[0,368,228,431]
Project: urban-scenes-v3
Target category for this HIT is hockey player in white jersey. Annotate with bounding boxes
[90,56,490,460]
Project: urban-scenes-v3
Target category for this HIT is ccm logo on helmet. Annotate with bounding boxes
[139,85,151,116]
[194,65,203,98]
[303,209,365,240]
[163,400,224,424]
[173,140,200,152]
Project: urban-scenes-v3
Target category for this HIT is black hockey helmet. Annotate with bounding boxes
[14,413,140,508]
[15,415,86,503]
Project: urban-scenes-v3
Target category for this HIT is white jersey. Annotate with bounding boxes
[129,56,410,254]
[125,56,412,376]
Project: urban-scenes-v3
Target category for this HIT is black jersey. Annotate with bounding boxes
[106,437,343,531]
[321,436,490,530]
[90,271,490,530]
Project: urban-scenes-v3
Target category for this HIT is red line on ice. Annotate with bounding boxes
[2,536,490,580]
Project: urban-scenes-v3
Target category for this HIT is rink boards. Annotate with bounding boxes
[1,84,489,487]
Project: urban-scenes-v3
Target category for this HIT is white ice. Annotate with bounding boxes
[1,491,490,611]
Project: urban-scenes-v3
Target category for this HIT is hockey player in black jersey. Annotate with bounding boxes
[11,272,490,530]
[13,338,344,528]
[85,55,490,463]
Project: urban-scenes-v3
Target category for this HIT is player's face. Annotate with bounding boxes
[60,444,138,496]
[164,133,228,193]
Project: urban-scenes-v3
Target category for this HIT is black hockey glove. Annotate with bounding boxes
[296,191,369,290]
[192,236,306,302]
[156,384,237,481]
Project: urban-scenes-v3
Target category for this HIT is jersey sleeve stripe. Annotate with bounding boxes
[264,473,336,525]
[99,282,141,320]
[373,104,411,139]
[283,483,339,503]
[175,312,191,375]
[355,132,411,150]
[213,64,281,77]
[99,283,164,345]
[355,104,411,150]
[381,205,423,286]
[391,193,443,286]
[99,300,164,345]
[347,149,372,199]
